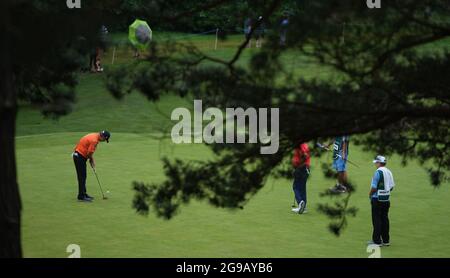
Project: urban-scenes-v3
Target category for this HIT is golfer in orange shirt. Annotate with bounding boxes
[72,131,110,202]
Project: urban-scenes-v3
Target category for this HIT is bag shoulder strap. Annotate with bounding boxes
[377,169,385,190]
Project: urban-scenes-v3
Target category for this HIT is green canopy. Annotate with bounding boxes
[128,19,152,50]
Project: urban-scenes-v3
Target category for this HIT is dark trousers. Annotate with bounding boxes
[73,152,87,198]
[293,166,309,206]
[371,199,390,244]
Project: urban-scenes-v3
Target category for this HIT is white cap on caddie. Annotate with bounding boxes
[373,155,387,164]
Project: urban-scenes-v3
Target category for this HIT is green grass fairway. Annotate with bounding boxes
[16,33,450,258]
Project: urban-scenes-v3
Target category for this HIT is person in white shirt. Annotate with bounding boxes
[368,155,395,247]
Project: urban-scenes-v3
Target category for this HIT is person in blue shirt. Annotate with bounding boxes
[327,136,350,193]
[368,155,395,247]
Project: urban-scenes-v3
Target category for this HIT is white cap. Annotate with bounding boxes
[373,155,387,164]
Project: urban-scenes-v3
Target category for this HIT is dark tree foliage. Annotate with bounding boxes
[113,0,292,32]
[106,0,450,235]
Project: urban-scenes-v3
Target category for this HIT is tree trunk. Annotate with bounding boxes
[0,0,22,258]
[0,105,21,258]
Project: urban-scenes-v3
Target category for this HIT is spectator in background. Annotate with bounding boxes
[89,47,97,72]
[90,25,109,72]
[244,17,252,48]
[254,16,265,48]
[279,14,289,46]
[424,6,432,19]
[96,25,109,72]
[133,47,140,58]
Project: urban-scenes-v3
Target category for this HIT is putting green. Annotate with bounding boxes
[16,130,450,258]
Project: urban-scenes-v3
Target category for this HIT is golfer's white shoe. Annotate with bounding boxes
[367,241,382,247]
[292,201,306,214]
[298,200,306,214]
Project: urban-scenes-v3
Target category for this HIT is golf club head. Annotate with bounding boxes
[103,196,108,200]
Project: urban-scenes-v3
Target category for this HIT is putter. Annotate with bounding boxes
[316,142,360,168]
[91,166,108,200]
[291,197,297,208]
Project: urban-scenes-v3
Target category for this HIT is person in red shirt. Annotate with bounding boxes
[72,131,110,202]
[291,142,311,214]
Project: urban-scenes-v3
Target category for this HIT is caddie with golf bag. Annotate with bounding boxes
[368,155,395,247]
[72,130,110,202]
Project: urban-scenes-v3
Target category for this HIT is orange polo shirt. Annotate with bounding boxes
[74,133,100,159]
